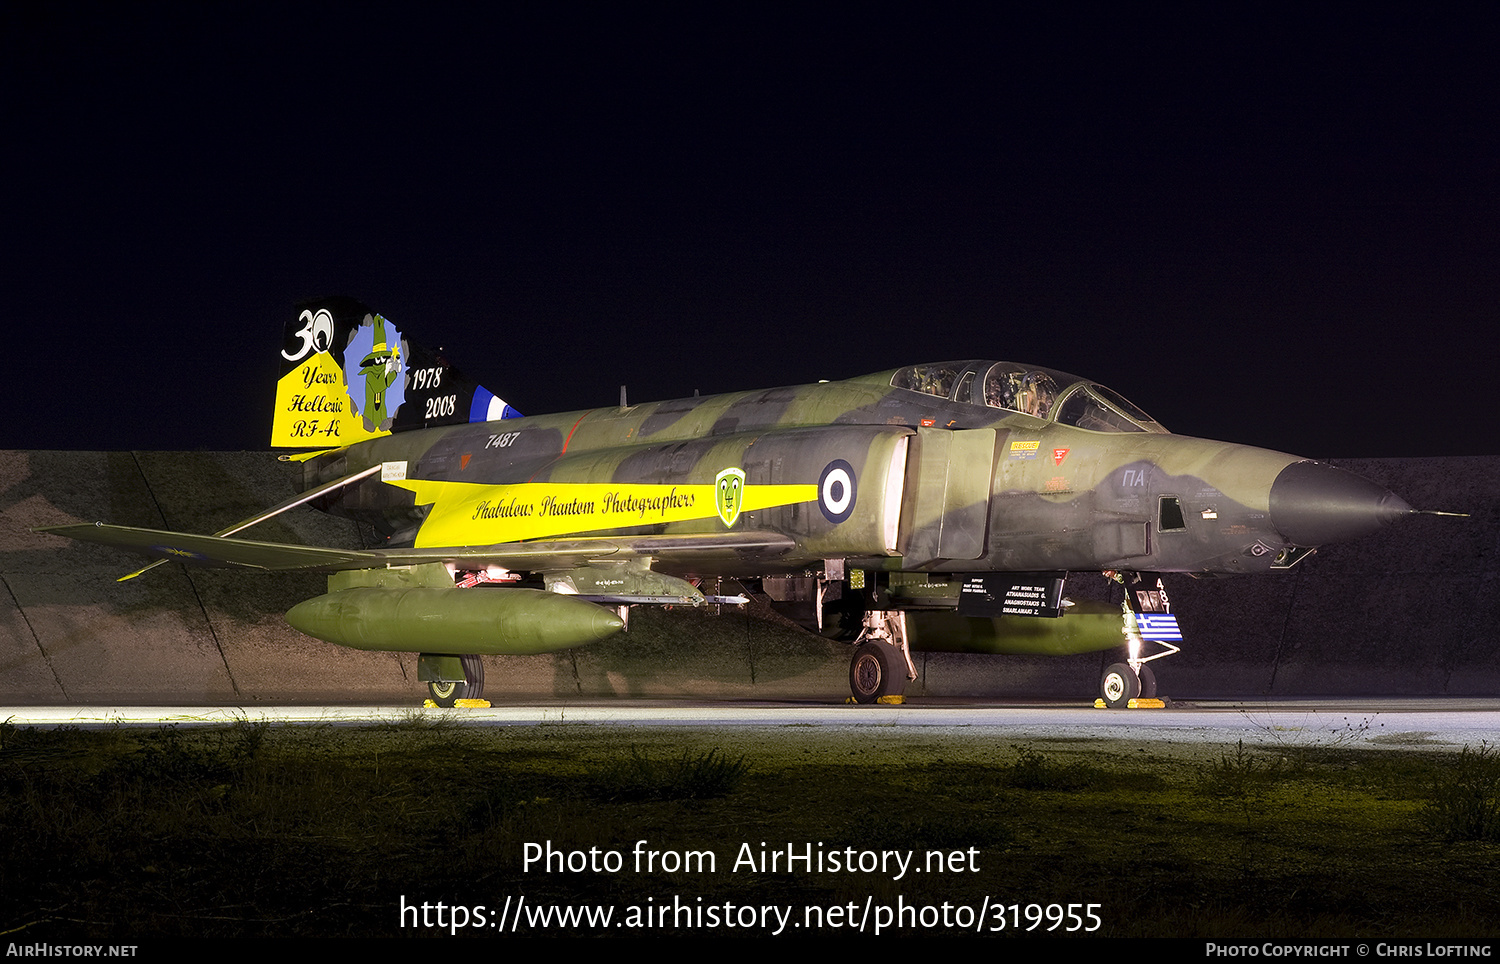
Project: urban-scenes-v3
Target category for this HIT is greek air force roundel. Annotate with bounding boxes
[818,460,856,524]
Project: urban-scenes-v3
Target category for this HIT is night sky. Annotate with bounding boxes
[6,6,1497,458]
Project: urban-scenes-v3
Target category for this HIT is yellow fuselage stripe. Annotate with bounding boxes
[387,479,819,546]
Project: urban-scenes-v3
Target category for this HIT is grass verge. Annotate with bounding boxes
[0,722,1496,938]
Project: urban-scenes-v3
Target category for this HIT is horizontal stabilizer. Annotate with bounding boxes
[37,523,383,572]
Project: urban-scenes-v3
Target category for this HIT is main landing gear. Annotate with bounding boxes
[423,654,486,708]
[848,611,916,704]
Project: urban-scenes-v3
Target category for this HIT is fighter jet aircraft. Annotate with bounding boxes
[41,297,1428,707]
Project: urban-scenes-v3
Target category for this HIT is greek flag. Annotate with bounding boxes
[1137,613,1183,641]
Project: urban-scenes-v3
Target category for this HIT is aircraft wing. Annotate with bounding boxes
[35,523,797,575]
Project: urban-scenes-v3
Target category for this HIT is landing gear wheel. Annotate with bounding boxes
[849,642,905,704]
[427,678,465,708]
[461,654,485,702]
[1137,663,1156,700]
[1100,662,1140,709]
[427,655,485,707]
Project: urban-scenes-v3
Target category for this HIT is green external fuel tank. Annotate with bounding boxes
[285,586,625,654]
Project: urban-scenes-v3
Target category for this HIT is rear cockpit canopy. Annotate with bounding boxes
[890,361,1168,433]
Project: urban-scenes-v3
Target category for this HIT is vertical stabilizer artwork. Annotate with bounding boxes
[271,297,519,448]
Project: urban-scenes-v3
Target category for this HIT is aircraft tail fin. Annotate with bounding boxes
[272,296,521,448]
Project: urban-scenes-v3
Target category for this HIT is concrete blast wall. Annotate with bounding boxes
[2,451,1495,705]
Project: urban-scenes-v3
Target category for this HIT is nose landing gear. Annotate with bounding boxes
[1096,573,1176,709]
[1100,660,1158,708]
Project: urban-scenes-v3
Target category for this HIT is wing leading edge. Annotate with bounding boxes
[36,523,797,576]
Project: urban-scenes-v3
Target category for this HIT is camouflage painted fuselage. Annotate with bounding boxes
[301,362,1393,581]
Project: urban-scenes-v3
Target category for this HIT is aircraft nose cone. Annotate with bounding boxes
[1269,460,1413,546]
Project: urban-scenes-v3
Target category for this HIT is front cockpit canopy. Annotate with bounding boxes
[890,361,1167,433]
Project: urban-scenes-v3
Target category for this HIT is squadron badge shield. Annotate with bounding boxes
[715,467,746,528]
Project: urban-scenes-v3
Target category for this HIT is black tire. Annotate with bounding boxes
[427,678,467,708]
[428,655,485,707]
[1137,663,1157,700]
[461,654,485,702]
[849,642,905,703]
[1100,662,1140,709]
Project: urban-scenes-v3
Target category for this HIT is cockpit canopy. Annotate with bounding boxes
[890,361,1168,434]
